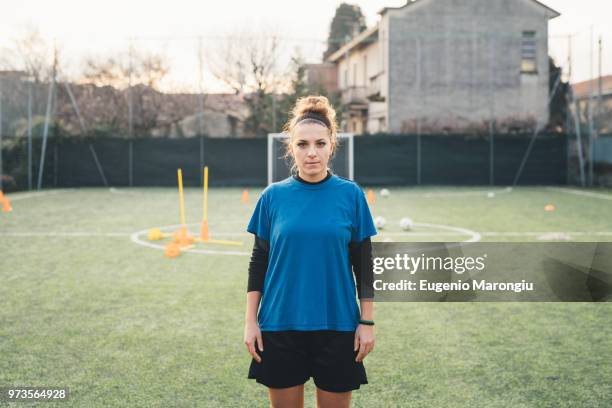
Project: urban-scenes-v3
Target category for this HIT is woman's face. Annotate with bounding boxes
[291,123,334,182]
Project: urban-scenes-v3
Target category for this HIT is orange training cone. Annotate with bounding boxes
[367,189,376,205]
[164,242,181,258]
[2,200,12,212]
[173,226,194,247]
[241,189,249,204]
[200,220,210,241]
[1,192,12,212]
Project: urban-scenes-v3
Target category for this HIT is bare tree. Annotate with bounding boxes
[14,27,53,83]
[210,30,291,136]
[82,49,169,91]
[79,49,170,136]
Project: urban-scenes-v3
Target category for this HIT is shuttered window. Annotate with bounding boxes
[521,31,537,74]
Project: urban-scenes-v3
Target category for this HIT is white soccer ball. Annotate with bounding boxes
[399,217,413,231]
[374,216,386,229]
[380,188,390,198]
[487,192,495,198]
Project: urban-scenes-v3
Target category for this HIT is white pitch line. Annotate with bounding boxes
[403,187,513,198]
[7,189,76,201]
[129,224,252,256]
[481,231,612,236]
[415,222,481,243]
[378,232,468,236]
[0,232,130,237]
[4,230,612,239]
[547,187,612,201]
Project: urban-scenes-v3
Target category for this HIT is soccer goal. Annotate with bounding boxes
[267,133,354,185]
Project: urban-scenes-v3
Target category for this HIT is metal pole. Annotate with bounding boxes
[53,144,58,187]
[28,80,33,190]
[573,100,586,187]
[128,38,134,138]
[197,36,205,137]
[416,37,422,185]
[587,26,594,186]
[128,140,133,187]
[37,77,55,190]
[199,135,204,186]
[489,37,495,186]
[64,82,108,187]
[598,36,603,127]
[272,95,277,132]
[0,80,3,192]
[512,75,562,186]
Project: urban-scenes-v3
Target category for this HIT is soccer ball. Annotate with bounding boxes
[487,192,495,198]
[374,216,386,229]
[399,217,413,231]
[380,188,390,198]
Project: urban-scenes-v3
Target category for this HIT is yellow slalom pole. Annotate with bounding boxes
[200,166,210,241]
[178,168,186,226]
[194,238,243,246]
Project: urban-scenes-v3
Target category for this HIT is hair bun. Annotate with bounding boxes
[294,96,332,117]
[285,95,337,137]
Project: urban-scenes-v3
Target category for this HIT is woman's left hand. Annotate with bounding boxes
[354,324,375,362]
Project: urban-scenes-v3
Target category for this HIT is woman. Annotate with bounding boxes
[244,96,377,408]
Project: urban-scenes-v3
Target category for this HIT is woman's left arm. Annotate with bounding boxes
[349,238,376,362]
[355,299,375,362]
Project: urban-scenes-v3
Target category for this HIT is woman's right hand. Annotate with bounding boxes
[244,321,264,363]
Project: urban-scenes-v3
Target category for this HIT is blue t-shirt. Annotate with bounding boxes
[246,174,377,332]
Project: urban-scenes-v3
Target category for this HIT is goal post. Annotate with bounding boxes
[267,133,354,185]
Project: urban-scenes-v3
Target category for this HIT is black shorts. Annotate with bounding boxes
[247,330,368,393]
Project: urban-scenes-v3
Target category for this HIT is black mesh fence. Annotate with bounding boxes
[1,133,569,192]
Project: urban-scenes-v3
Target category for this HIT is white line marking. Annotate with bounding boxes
[129,222,482,256]
[404,187,513,198]
[481,231,612,236]
[0,232,129,237]
[3,230,611,239]
[7,189,76,201]
[547,187,612,201]
[414,222,481,243]
[129,223,252,256]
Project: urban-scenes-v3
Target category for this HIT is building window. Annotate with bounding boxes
[521,31,537,74]
[353,63,357,87]
[363,55,368,86]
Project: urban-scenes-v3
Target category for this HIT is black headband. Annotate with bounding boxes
[296,111,331,129]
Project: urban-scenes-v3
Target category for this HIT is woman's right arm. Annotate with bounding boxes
[244,236,269,362]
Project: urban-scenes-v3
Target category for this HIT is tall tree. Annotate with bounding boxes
[323,3,367,61]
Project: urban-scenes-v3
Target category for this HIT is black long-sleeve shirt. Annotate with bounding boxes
[247,170,375,299]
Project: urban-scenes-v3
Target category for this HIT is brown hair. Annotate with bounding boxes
[282,96,340,176]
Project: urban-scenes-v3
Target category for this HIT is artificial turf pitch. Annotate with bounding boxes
[1,186,611,407]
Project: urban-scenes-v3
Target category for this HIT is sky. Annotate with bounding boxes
[0,0,610,92]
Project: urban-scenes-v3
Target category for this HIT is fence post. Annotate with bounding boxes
[128,140,133,187]
[53,144,58,187]
[416,134,421,185]
[566,133,570,185]
[200,135,204,185]
[489,132,495,185]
